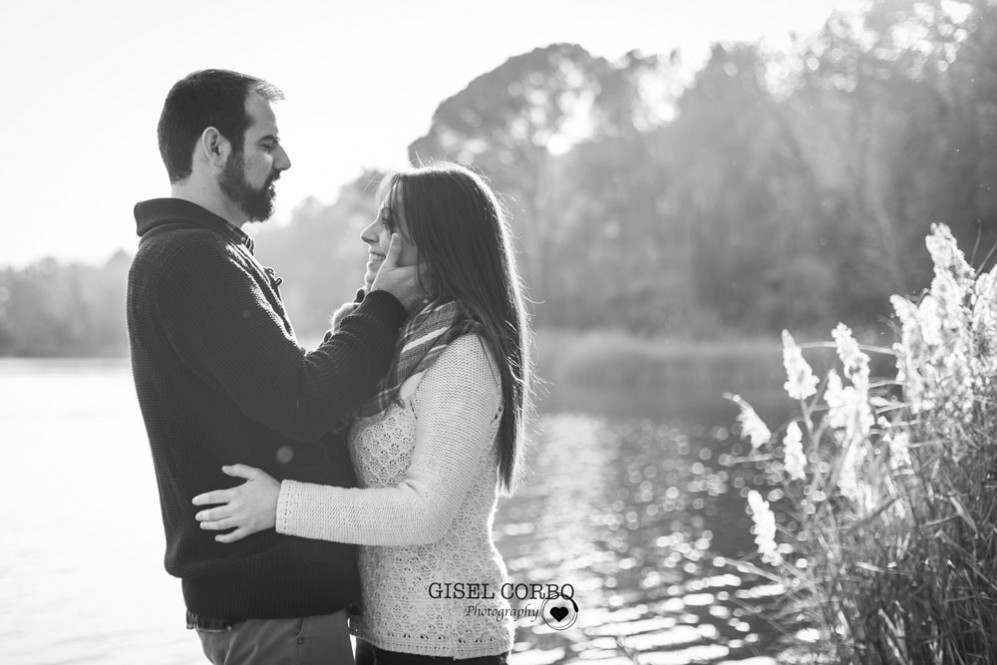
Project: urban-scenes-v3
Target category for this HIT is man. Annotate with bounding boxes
[127,69,421,664]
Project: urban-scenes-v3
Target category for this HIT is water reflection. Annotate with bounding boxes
[0,360,789,664]
[496,414,784,664]
[0,359,200,665]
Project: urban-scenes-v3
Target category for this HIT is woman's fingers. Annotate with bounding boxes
[221,464,262,479]
[192,465,264,506]
[199,516,238,531]
[194,505,233,522]
[189,465,277,545]
[192,489,232,506]
[215,528,250,544]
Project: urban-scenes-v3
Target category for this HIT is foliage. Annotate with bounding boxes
[251,169,386,336]
[406,0,997,333]
[4,0,997,354]
[728,223,997,663]
[408,43,678,326]
[0,252,129,356]
[0,174,383,357]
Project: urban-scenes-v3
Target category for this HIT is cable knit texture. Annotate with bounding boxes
[277,334,514,658]
[128,198,406,619]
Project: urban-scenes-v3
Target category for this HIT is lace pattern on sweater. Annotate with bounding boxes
[277,335,513,657]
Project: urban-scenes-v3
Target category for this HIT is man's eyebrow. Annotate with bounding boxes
[259,133,280,142]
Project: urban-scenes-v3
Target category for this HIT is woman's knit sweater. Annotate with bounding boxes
[276,334,514,658]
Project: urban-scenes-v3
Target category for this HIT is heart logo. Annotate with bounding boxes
[549,606,569,622]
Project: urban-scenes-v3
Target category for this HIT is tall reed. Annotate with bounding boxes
[728,224,997,664]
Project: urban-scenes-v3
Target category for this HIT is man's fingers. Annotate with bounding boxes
[192,490,232,506]
[381,234,402,270]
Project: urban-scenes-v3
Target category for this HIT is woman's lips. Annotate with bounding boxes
[366,253,385,280]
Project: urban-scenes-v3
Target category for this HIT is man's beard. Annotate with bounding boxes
[219,149,278,223]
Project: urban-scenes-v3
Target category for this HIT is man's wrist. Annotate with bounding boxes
[357,290,407,326]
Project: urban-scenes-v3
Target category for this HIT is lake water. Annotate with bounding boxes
[0,357,789,665]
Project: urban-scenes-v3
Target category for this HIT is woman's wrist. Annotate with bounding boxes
[275,479,294,535]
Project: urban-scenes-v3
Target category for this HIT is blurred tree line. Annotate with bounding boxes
[0,251,131,356]
[1,0,995,356]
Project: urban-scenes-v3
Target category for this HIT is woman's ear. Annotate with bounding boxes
[416,257,435,294]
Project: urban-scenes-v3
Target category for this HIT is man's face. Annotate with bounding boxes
[218,93,291,222]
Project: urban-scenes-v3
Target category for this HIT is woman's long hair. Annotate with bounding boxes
[377,162,531,491]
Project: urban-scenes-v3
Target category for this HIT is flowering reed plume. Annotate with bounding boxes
[782,330,819,400]
[730,223,997,663]
[725,393,771,450]
[747,490,782,566]
[783,421,806,481]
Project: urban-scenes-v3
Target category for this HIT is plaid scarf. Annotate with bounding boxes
[359,299,480,417]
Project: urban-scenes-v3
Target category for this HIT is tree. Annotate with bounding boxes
[666,43,829,330]
[253,170,385,339]
[787,0,996,324]
[408,44,672,323]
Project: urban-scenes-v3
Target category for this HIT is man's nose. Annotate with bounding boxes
[275,145,291,171]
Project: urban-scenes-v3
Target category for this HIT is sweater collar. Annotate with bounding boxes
[134,198,255,253]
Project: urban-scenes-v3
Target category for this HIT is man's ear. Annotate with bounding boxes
[198,127,231,171]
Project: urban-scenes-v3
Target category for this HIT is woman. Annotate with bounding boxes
[192,162,531,664]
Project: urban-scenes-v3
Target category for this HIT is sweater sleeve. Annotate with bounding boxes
[157,237,405,443]
[275,334,502,546]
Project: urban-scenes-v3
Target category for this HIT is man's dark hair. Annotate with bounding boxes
[157,69,284,183]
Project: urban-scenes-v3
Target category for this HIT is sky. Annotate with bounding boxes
[0,0,862,268]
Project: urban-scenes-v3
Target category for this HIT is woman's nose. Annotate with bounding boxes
[360,220,378,244]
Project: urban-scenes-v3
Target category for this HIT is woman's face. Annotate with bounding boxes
[361,184,418,291]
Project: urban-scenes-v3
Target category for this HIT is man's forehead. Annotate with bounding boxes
[245,93,279,134]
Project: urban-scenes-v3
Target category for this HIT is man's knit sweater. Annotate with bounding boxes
[127,198,406,621]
